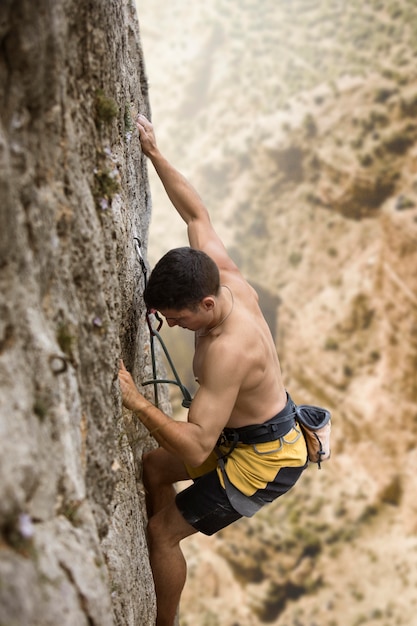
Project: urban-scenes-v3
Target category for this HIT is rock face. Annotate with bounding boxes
[0,1,161,624]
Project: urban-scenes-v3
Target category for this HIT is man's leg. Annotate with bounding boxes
[147,500,197,626]
[142,448,196,625]
[142,447,190,517]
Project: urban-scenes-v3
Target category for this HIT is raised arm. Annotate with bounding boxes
[137,115,237,273]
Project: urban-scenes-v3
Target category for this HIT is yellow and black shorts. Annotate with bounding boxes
[175,424,308,536]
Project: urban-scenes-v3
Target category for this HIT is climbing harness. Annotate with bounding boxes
[134,238,192,409]
[214,393,331,517]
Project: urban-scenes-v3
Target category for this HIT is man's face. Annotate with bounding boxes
[158,299,214,331]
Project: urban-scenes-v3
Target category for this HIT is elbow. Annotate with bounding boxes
[186,442,214,469]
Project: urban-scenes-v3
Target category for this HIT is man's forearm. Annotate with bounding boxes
[131,393,207,466]
[119,359,209,465]
[136,114,212,243]
[147,148,209,226]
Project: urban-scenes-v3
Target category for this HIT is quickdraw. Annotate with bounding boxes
[134,237,192,409]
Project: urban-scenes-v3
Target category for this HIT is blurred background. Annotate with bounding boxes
[137,2,417,625]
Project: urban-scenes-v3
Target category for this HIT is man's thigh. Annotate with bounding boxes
[143,447,191,485]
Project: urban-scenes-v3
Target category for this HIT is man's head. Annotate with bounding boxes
[144,247,220,313]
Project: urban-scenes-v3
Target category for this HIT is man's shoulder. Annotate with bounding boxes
[220,272,261,312]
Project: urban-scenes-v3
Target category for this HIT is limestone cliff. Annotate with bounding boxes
[0,1,162,624]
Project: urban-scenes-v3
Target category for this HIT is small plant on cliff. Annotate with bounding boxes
[94,168,120,201]
[59,499,83,526]
[93,144,121,210]
[33,399,48,421]
[124,102,134,133]
[95,89,118,126]
[57,323,74,356]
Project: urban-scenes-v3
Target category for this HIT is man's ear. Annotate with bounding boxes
[201,296,215,311]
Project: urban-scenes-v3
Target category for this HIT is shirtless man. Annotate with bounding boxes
[118,115,307,626]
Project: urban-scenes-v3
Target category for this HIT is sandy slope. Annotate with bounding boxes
[138,1,417,624]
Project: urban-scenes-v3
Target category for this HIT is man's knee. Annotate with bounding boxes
[142,449,164,487]
[147,507,178,550]
[148,503,196,549]
[147,510,162,542]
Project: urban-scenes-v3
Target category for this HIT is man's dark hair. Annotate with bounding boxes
[144,247,220,311]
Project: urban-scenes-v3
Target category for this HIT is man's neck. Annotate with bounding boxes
[198,285,234,337]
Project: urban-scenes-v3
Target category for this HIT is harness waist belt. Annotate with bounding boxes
[219,394,296,445]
